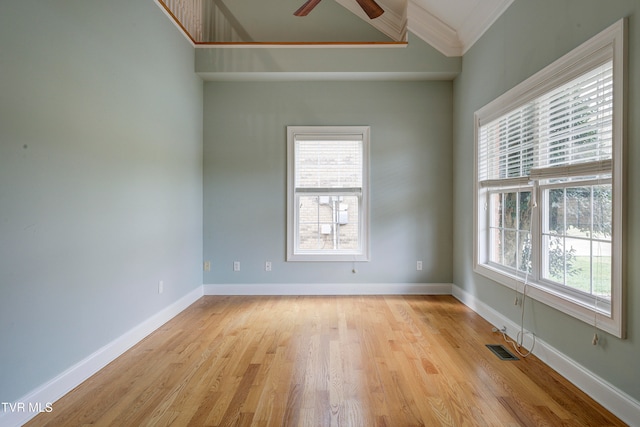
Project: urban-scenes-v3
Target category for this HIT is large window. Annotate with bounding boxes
[287,126,370,261]
[474,20,625,337]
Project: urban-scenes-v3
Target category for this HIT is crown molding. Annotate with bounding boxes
[407,0,462,57]
[406,0,513,57]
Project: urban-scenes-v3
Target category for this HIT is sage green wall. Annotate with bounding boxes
[204,81,453,286]
[453,0,640,400]
[0,0,203,403]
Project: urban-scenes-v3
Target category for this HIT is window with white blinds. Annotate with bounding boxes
[474,19,625,338]
[287,126,370,262]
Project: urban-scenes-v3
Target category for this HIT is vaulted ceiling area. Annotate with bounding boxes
[157,0,513,56]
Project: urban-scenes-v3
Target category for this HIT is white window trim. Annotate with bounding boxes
[473,19,626,338]
[287,126,371,262]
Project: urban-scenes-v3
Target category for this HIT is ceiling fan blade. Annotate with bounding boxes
[355,0,384,19]
[294,0,322,16]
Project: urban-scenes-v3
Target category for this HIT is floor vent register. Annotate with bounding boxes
[486,344,519,361]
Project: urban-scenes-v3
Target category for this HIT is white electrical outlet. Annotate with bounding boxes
[416,261,423,271]
[265,261,272,272]
[158,280,164,294]
[204,261,211,272]
[233,261,240,272]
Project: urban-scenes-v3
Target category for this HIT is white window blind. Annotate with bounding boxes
[294,137,363,192]
[478,60,613,185]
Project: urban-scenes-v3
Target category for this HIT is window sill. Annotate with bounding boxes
[474,263,623,338]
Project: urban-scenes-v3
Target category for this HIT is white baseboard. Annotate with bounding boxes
[451,284,640,426]
[0,286,203,427]
[204,282,453,295]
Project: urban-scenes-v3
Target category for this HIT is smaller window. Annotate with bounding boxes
[287,126,370,262]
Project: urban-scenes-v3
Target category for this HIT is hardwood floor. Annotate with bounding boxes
[26,295,625,426]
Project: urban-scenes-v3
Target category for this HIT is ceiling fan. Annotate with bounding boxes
[294,0,384,19]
